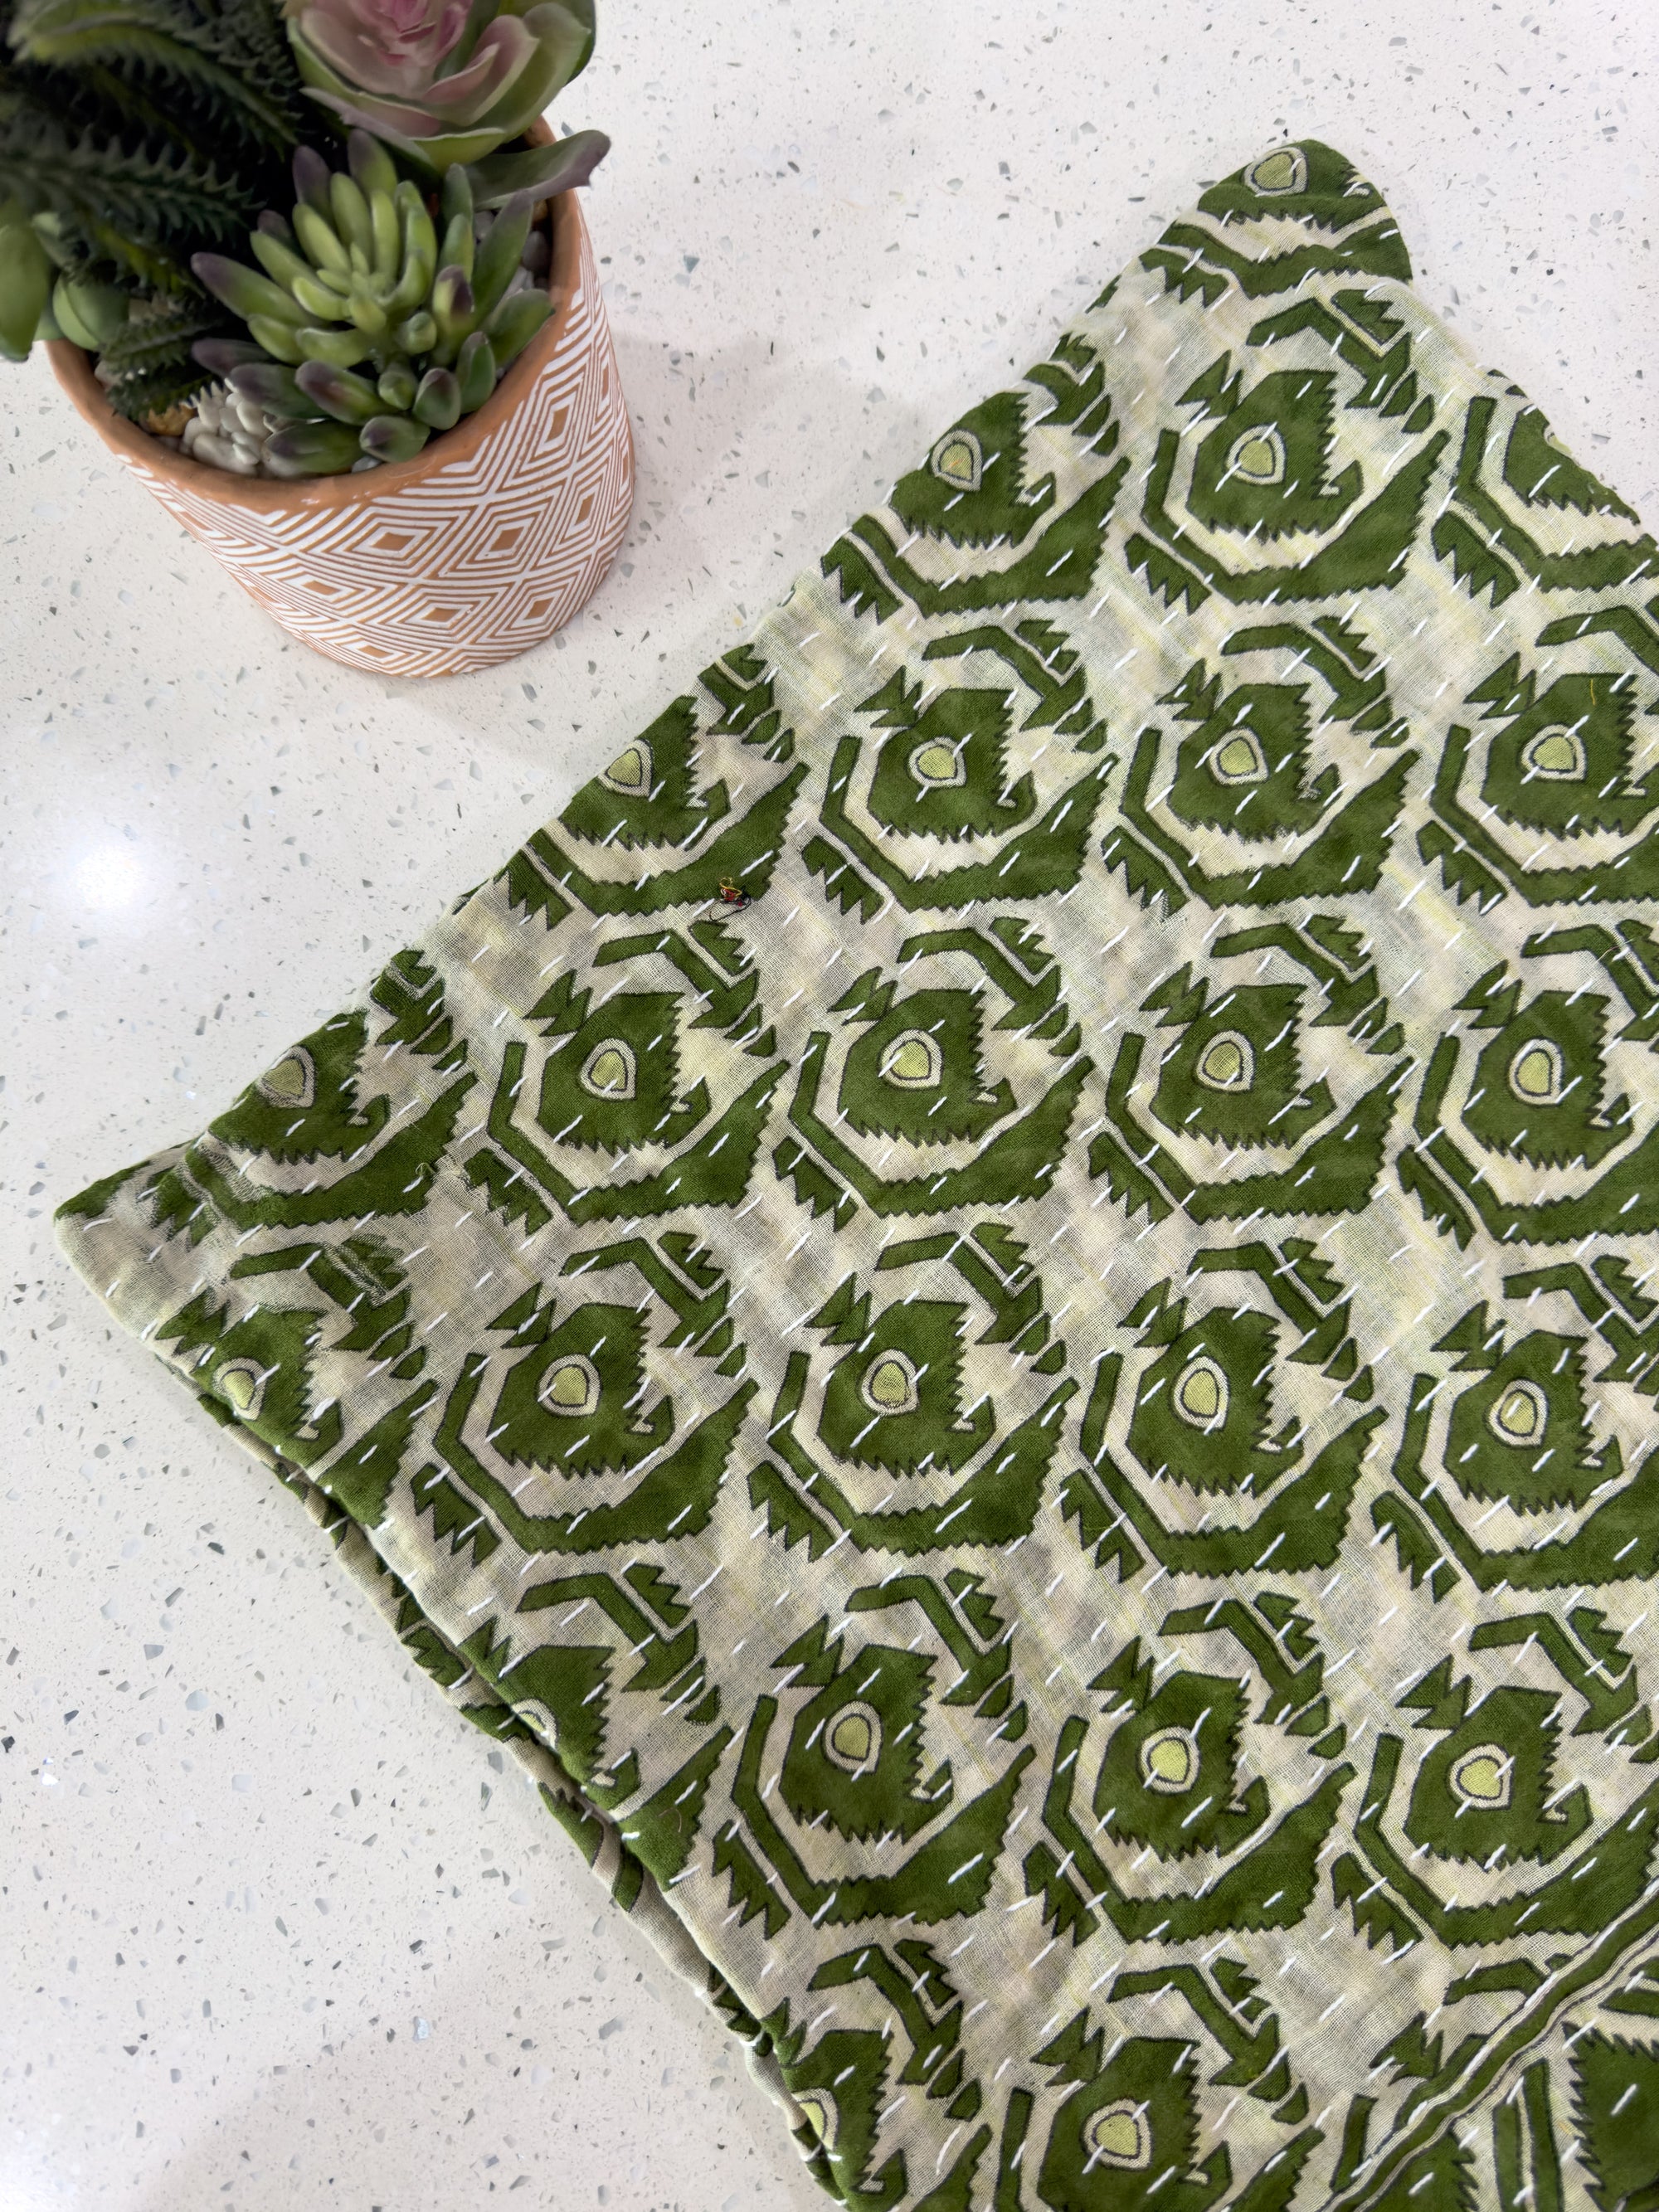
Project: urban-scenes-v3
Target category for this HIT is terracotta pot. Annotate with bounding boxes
[48,179,633,679]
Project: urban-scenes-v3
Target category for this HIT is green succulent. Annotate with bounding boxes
[282,0,607,200]
[0,0,315,404]
[0,195,135,359]
[192,128,549,474]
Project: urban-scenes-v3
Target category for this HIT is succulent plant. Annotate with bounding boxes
[0,199,55,357]
[282,0,606,202]
[0,0,317,403]
[179,376,287,470]
[190,128,550,475]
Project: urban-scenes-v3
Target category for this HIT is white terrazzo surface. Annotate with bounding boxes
[3,0,1656,2204]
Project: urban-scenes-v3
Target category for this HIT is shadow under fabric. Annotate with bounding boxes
[56,141,1659,2212]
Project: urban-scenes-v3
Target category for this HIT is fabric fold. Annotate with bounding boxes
[59,139,1659,2212]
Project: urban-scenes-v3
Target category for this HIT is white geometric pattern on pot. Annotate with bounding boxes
[50,198,633,680]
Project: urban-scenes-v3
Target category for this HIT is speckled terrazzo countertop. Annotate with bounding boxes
[3,2,1657,2205]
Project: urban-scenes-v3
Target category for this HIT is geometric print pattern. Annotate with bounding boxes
[48,197,633,679]
[56,140,1659,2212]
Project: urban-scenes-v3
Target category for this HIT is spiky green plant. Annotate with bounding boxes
[192,128,549,474]
[0,0,318,405]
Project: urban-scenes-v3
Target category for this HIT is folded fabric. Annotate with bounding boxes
[59,138,1659,2212]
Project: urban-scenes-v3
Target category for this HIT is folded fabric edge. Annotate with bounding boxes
[51,131,1490,2212]
[67,1257,839,2195]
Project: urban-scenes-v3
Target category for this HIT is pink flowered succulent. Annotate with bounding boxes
[302,0,473,96]
[285,0,601,178]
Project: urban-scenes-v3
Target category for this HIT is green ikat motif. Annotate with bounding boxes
[56,141,1659,2212]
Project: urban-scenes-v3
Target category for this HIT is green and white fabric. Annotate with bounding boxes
[58,140,1659,2212]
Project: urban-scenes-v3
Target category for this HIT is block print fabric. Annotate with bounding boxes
[57,140,1659,2212]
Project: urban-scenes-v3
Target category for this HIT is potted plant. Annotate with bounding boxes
[2,0,630,676]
